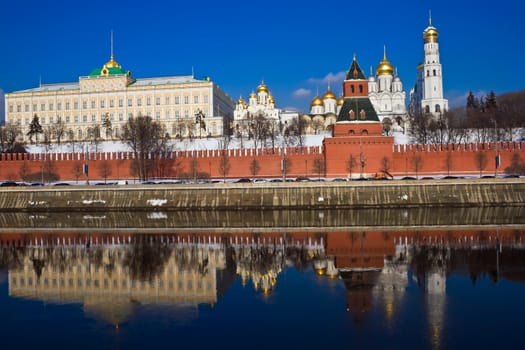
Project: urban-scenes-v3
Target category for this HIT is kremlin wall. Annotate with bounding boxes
[0,139,524,182]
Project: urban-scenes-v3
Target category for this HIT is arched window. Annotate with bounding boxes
[361,129,368,135]
[359,85,363,93]
[349,110,355,119]
[426,70,430,77]
[433,69,436,76]
[425,105,430,113]
[351,85,355,94]
[435,104,441,113]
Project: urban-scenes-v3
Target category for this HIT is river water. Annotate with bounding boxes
[0,208,524,349]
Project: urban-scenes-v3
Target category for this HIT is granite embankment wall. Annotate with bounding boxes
[0,179,524,212]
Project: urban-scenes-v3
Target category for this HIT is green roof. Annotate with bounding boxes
[337,97,380,122]
[89,67,129,77]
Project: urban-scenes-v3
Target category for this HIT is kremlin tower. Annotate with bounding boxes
[409,15,449,117]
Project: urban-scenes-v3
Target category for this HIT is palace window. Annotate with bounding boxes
[100,100,105,108]
[41,103,45,111]
[156,97,160,105]
[128,98,132,107]
[66,102,70,110]
[137,97,142,106]
[119,99,123,107]
[66,116,70,123]
[175,96,180,104]
[194,95,199,104]
[204,95,208,103]
[91,100,96,108]
[184,96,189,104]
[165,96,170,105]
[110,99,114,108]
[83,115,87,122]
[147,97,151,106]
[33,104,37,111]
[74,116,79,123]
[83,101,87,109]
[74,101,78,109]
[49,103,53,111]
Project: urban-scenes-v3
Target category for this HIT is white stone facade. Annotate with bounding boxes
[5,55,234,142]
[409,16,449,117]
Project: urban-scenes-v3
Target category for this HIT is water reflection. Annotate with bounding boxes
[1,228,524,346]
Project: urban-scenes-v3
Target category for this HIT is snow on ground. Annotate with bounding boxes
[25,131,410,154]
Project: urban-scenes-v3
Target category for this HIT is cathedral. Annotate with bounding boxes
[368,47,407,132]
[233,81,298,137]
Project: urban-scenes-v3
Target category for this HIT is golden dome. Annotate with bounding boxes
[249,91,257,99]
[268,94,275,104]
[104,55,121,69]
[376,48,394,76]
[237,96,246,105]
[314,267,326,276]
[257,81,269,93]
[423,26,438,43]
[310,96,324,108]
[337,96,344,106]
[322,86,336,100]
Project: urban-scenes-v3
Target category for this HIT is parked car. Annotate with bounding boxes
[0,181,18,187]
[236,178,252,183]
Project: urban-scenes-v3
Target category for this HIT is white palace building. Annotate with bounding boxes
[5,51,234,142]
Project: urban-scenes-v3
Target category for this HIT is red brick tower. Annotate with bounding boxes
[324,55,394,178]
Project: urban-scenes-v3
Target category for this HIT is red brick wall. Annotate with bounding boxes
[0,141,523,182]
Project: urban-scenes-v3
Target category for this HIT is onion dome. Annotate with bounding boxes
[423,25,438,43]
[376,47,394,76]
[423,15,439,43]
[237,96,246,105]
[268,94,275,104]
[249,91,257,99]
[322,86,337,100]
[257,81,269,93]
[310,96,324,108]
[336,95,344,106]
[104,54,121,69]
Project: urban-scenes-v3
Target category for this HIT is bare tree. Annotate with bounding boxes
[379,156,392,177]
[475,153,488,178]
[347,154,357,179]
[86,124,103,153]
[312,156,326,180]
[218,151,231,183]
[98,161,113,183]
[249,159,261,180]
[52,118,67,144]
[19,161,30,182]
[72,162,83,184]
[444,151,454,176]
[411,155,424,179]
[0,122,22,153]
[121,115,163,181]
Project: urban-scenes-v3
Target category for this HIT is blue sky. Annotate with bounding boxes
[1,0,523,121]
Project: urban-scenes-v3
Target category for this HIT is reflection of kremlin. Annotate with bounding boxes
[1,232,326,325]
[2,229,525,331]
